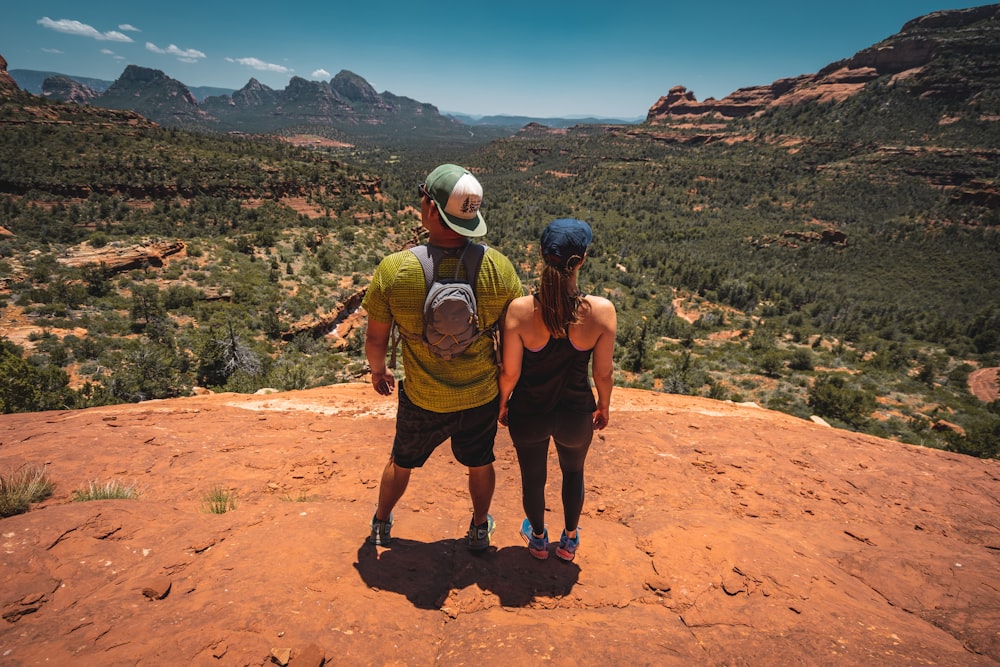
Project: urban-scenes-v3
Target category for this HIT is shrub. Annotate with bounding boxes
[788,348,815,371]
[0,464,54,517]
[759,350,785,377]
[808,374,876,428]
[0,343,40,413]
[945,415,1000,459]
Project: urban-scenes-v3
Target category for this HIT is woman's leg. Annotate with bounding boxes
[510,413,552,535]
[553,411,594,533]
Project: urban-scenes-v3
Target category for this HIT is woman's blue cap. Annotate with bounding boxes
[541,218,592,264]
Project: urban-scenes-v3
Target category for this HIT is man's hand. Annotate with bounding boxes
[371,369,395,396]
[365,319,394,396]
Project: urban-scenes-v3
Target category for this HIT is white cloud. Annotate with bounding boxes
[312,69,331,79]
[146,42,207,62]
[118,24,141,32]
[41,48,63,54]
[37,17,133,42]
[226,57,292,74]
[100,49,115,55]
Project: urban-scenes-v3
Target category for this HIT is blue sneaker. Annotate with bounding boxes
[555,527,580,562]
[520,518,549,560]
[467,514,495,551]
[368,512,393,546]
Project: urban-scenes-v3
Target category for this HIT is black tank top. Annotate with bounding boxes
[508,334,597,416]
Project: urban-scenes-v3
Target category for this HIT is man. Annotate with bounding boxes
[362,163,523,551]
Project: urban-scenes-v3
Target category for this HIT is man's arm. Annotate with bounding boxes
[365,319,395,395]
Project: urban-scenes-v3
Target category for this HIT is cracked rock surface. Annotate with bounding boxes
[1,383,998,665]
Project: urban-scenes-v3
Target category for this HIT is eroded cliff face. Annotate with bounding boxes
[0,384,997,665]
[0,54,19,93]
[647,4,1000,123]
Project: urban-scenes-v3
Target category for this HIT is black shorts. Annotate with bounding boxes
[391,382,499,469]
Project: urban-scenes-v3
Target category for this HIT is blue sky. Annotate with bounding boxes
[0,2,984,118]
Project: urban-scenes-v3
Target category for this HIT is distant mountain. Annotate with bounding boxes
[41,75,99,105]
[97,65,214,126]
[18,63,494,143]
[9,68,230,102]
[9,68,114,95]
[9,64,630,139]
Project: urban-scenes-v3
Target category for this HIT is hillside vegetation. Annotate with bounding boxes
[1,6,998,457]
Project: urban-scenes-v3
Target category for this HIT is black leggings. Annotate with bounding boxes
[508,409,593,536]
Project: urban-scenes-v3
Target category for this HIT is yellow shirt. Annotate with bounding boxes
[362,245,523,412]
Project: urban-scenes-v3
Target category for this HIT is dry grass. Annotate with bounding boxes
[0,464,54,517]
[71,479,142,501]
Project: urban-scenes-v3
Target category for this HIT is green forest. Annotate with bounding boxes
[1,72,998,458]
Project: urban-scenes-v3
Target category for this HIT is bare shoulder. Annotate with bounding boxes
[584,294,616,315]
[585,293,614,307]
[582,295,616,333]
[504,295,536,324]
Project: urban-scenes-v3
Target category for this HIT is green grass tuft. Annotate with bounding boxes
[202,485,237,514]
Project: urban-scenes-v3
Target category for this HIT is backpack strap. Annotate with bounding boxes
[412,242,485,291]
[389,321,402,369]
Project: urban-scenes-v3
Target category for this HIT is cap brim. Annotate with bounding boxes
[437,202,487,237]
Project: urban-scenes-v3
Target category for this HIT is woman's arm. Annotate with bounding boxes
[589,299,617,429]
[498,298,529,425]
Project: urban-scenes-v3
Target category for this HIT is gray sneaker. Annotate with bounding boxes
[467,514,495,551]
[368,513,393,546]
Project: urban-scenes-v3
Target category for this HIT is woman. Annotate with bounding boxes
[499,218,616,561]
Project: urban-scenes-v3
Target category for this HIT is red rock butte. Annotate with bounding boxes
[1,383,998,665]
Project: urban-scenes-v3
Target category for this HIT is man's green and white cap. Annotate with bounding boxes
[425,163,486,237]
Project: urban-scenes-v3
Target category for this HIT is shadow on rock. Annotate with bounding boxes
[354,538,580,610]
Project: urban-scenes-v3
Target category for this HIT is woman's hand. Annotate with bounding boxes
[592,406,610,430]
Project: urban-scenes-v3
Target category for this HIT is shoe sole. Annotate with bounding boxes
[520,532,549,559]
[555,528,579,561]
[527,547,549,560]
[523,533,549,559]
[554,548,575,562]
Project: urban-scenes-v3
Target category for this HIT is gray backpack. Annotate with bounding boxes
[391,243,495,364]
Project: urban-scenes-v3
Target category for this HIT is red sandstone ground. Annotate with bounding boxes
[1,384,998,666]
